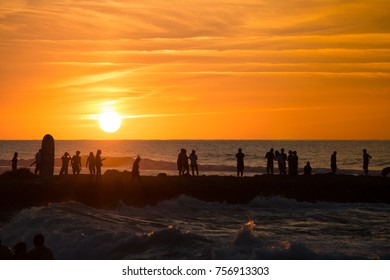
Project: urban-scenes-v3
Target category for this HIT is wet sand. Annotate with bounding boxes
[0,169,389,219]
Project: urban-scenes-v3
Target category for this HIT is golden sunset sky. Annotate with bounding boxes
[1,0,389,139]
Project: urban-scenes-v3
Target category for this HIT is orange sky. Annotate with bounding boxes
[1,0,389,140]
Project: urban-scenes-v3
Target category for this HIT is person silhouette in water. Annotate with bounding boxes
[189,150,199,176]
[236,148,245,177]
[11,152,18,172]
[95,149,105,177]
[331,151,337,175]
[71,151,82,175]
[86,152,96,175]
[27,234,54,260]
[59,152,71,176]
[132,156,141,182]
[363,149,372,176]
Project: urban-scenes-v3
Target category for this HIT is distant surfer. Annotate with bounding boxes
[362,149,372,176]
[235,148,245,177]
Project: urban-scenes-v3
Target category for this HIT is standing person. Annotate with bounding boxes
[86,152,96,175]
[235,148,245,177]
[131,156,141,182]
[182,149,189,175]
[30,149,42,175]
[279,148,287,175]
[363,149,372,176]
[59,152,71,176]
[331,151,337,175]
[292,151,299,176]
[287,150,293,176]
[11,152,18,172]
[189,150,199,176]
[95,149,105,177]
[177,149,185,176]
[265,148,276,175]
[71,151,82,175]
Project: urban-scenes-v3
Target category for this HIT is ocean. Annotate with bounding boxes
[0,140,389,176]
[1,140,390,260]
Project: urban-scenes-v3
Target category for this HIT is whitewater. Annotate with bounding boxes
[1,196,390,260]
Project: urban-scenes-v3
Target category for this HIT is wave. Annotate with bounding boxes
[1,198,389,259]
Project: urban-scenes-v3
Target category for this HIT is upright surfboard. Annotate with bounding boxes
[41,134,55,178]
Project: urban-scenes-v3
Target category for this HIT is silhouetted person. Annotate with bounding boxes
[86,152,96,175]
[177,149,184,176]
[59,152,71,176]
[265,148,276,175]
[189,150,199,176]
[13,242,27,260]
[132,156,141,182]
[182,149,190,175]
[95,149,105,177]
[304,161,312,176]
[11,152,18,172]
[71,151,82,175]
[27,234,54,260]
[292,151,299,176]
[0,239,14,260]
[363,149,372,176]
[30,149,42,175]
[287,150,293,175]
[279,148,287,175]
[331,151,337,175]
[236,148,245,177]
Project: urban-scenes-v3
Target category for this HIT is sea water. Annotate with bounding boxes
[1,196,390,259]
[0,140,389,175]
[0,140,389,259]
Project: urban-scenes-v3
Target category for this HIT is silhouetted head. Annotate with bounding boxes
[288,150,292,155]
[97,149,102,155]
[135,156,141,163]
[89,152,94,157]
[63,152,69,156]
[293,151,297,155]
[281,148,285,153]
[363,149,367,154]
[13,152,18,157]
[181,148,185,153]
[76,151,80,155]
[306,161,310,166]
[333,151,337,155]
[238,148,242,153]
[270,148,274,152]
[191,150,195,154]
[33,234,45,247]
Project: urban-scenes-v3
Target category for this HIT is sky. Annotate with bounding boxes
[0,0,389,140]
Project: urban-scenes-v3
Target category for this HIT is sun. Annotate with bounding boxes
[99,111,122,133]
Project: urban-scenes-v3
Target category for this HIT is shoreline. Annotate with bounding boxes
[1,170,389,219]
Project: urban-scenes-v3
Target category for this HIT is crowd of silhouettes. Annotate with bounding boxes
[0,234,54,260]
[8,147,375,177]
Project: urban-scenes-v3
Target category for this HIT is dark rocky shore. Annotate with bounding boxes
[1,169,389,220]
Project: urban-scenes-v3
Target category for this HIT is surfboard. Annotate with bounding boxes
[41,134,55,178]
